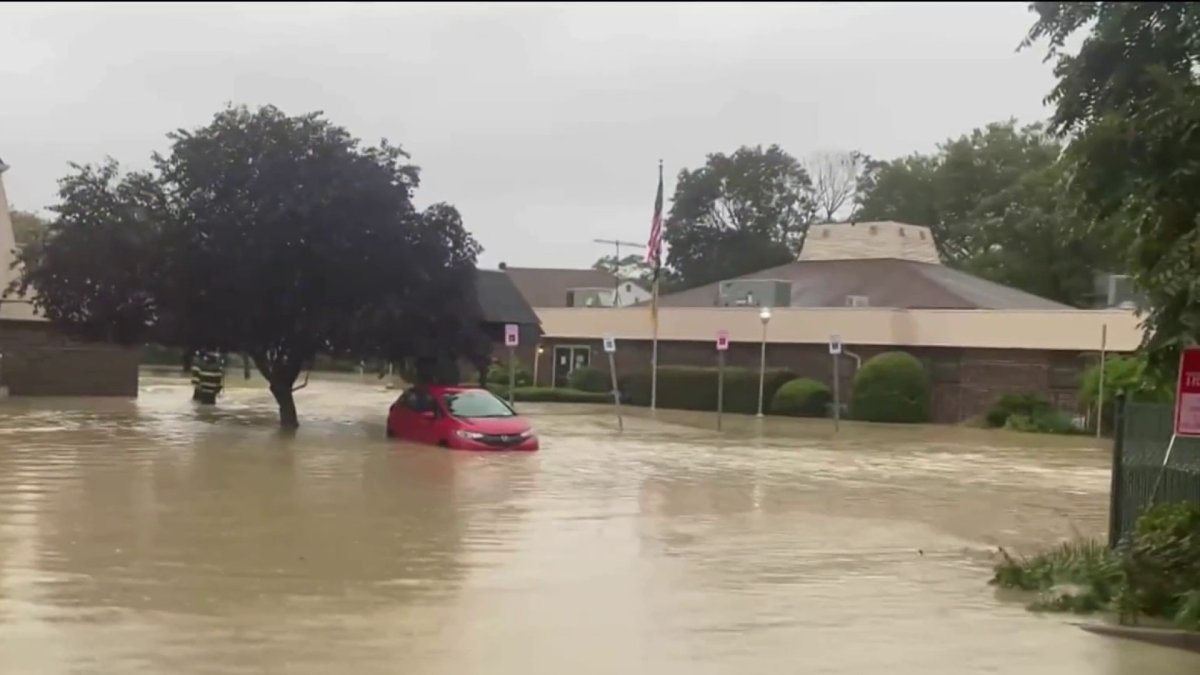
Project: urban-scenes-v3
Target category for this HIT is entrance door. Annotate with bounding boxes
[553,346,591,387]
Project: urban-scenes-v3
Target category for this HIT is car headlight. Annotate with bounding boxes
[455,430,485,440]
[519,429,535,439]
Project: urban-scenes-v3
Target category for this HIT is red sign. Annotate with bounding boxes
[716,330,730,352]
[1175,347,1200,436]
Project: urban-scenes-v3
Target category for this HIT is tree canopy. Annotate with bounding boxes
[855,119,1120,307]
[9,105,485,427]
[1024,2,1200,366]
[663,144,816,289]
[9,210,50,247]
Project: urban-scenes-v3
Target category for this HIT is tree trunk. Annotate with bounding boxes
[270,380,299,429]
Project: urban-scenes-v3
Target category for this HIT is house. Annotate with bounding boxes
[0,157,139,396]
[520,221,1135,422]
[501,264,650,308]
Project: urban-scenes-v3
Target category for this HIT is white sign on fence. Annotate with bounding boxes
[504,323,520,347]
[603,335,617,353]
[829,335,842,355]
[716,330,730,352]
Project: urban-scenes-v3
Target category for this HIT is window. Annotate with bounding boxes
[845,295,870,307]
[402,388,437,414]
[443,390,515,419]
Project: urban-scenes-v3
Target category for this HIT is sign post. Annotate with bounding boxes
[603,335,622,431]
[1151,347,1200,503]
[504,323,520,405]
[829,335,843,432]
[716,330,729,431]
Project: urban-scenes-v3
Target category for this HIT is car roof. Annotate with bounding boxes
[423,384,489,395]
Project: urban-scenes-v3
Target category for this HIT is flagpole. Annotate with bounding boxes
[650,159,663,413]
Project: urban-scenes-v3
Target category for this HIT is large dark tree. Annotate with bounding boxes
[1024,2,1200,366]
[10,105,484,428]
[663,145,816,289]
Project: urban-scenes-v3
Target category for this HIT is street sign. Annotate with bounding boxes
[1174,347,1200,436]
[603,335,617,353]
[829,334,843,355]
[716,330,730,352]
[504,323,520,348]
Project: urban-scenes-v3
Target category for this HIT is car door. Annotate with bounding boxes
[408,388,441,445]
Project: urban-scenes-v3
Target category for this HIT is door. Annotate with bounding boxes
[398,388,440,444]
[553,346,591,387]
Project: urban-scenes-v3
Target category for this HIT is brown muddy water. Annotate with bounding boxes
[0,376,1196,674]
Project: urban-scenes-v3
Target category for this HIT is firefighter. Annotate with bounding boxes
[191,351,225,405]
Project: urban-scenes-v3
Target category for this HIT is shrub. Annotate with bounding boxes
[849,351,930,423]
[486,385,611,404]
[770,377,832,417]
[985,392,1052,428]
[567,366,609,393]
[619,366,797,415]
[1004,410,1078,435]
[486,358,532,387]
[991,502,1200,629]
[1078,354,1173,434]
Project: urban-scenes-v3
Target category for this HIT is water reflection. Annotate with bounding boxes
[0,378,1193,674]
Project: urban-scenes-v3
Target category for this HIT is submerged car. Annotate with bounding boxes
[386,385,539,451]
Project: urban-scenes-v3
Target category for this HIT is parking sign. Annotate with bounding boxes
[829,335,842,355]
[716,330,730,352]
[603,335,617,353]
[504,323,520,347]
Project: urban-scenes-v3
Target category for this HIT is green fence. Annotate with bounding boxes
[1110,400,1200,545]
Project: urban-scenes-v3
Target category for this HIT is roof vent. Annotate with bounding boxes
[498,261,507,270]
[845,295,870,307]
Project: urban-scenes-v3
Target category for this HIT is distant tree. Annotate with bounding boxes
[1024,2,1200,369]
[9,210,50,247]
[664,145,816,289]
[10,105,485,428]
[592,252,653,286]
[855,120,1120,306]
[805,151,866,223]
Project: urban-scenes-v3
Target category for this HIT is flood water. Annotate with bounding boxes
[0,376,1196,674]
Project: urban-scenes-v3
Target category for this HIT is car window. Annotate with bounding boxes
[443,390,515,419]
[402,388,436,414]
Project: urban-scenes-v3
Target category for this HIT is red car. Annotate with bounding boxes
[386,385,539,451]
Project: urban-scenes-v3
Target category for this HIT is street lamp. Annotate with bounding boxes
[533,345,545,386]
[756,306,772,418]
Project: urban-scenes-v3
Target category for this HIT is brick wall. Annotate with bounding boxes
[0,320,139,396]
[536,336,1093,424]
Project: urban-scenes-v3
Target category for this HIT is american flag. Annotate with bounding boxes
[645,162,664,273]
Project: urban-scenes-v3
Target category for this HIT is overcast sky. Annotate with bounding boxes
[2,2,1054,269]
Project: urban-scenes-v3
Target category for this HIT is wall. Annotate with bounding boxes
[0,320,139,396]
[536,336,1091,424]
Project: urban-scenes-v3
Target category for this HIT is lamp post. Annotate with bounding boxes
[533,345,545,387]
[756,306,772,418]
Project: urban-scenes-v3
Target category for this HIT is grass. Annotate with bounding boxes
[992,541,1125,614]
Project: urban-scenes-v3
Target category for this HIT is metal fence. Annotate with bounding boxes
[1109,400,1200,546]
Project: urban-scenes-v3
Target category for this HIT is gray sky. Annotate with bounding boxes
[2,2,1053,269]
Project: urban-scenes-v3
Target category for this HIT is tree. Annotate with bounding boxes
[1024,3,1200,369]
[9,210,50,247]
[854,120,1120,307]
[805,151,865,223]
[10,105,485,428]
[664,145,816,289]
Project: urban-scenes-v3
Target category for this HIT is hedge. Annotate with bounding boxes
[567,366,610,393]
[620,366,797,414]
[486,385,611,404]
[985,392,1052,428]
[486,358,532,387]
[849,351,931,423]
[770,377,832,417]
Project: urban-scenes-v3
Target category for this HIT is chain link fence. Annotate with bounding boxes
[1109,400,1200,545]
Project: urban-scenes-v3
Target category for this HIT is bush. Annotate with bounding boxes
[991,502,1200,629]
[619,366,797,415]
[486,385,611,404]
[849,351,931,423]
[770,377,832,417]
[985,392,1052,428]
[1004,410,1078,435]
[567,366,609,393]
[1079,354,1173,434]
[486,358,532,387]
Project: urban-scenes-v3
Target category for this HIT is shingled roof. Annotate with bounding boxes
[501,266,617,308]
[474,269,541,325]
[655,258,1070,310]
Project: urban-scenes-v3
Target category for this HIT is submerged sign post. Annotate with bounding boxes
[1151,347,1200,504]
[603,335,623,431]
[830,335,842,432]
[504,324,519,404]
[716,330,729,430]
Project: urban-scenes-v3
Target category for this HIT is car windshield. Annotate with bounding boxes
[443,390,516,418]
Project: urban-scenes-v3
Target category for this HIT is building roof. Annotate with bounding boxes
[655,258,1070,310]
[502,266,617,308]
[535,306,1141,353]
[801,221,941,264]
[475,269,540,326]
